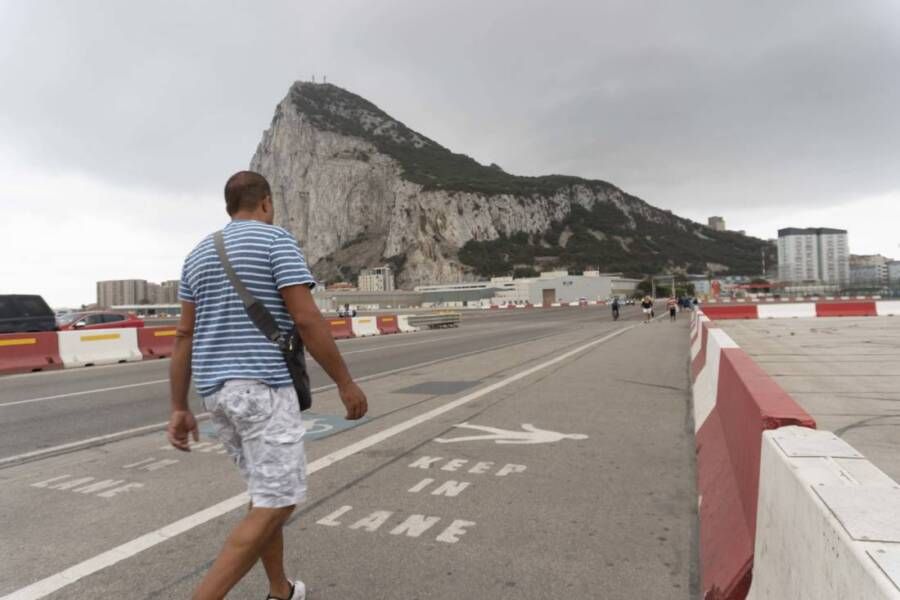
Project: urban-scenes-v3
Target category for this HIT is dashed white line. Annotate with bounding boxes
[0,325,634,600]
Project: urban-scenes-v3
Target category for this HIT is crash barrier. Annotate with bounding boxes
[748,426,900,599]
[375,315,401,335]
[877,300,900,316]
[57,328,143,368]
[691,312,816,599]
[397,315,420,333]
[350,316,380,337]
[0,332,63,374]
[326,318,355,340]
[701,300,895,321]
[138,327,177,359]
[406,312,460,330]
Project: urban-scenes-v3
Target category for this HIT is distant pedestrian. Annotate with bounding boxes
[667,296,678,321]
[641,295,654,323]
[611,297,620,321]
[167,171,368,600]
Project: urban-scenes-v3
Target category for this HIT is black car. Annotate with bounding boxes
[0,295,58,334]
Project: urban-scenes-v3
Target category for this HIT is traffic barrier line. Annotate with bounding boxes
[138,327,177,359]
[702,300,894,320]
[0,332,63,375]
[350,316,380,337]
[691,312,816,599]
[748,427,900,599]
[326,318,355,339]
[375,315,401,335]
[57,328,143,368]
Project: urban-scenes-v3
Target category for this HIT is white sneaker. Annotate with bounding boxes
[268,580,306,600]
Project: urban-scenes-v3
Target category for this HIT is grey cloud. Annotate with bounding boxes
[1,0,898,215]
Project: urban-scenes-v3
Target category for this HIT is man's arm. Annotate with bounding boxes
[280,285,367,420]
[168,301,199,451]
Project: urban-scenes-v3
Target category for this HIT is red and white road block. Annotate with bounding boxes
[701,299,900,321]
[690,311,816,599]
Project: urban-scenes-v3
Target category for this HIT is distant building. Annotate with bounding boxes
[160,280,181,304]
[358,266,395,292]
[708,216,726,231]
[777,228,849,286]
[849,255,889,289]
[888,261,900,288]
[97,279,149,307]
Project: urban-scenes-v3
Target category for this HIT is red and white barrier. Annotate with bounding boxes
[702,300,892,320]
[691,312,816,599]
[57,328,143,367]
[877,300,900,316]
[326,318,355,339]
[0,332,63,374]
[397,315,420,333]
[375,315,401,335]
[138,327,177,359]
[748,427,900,599]
[350,316,380,337]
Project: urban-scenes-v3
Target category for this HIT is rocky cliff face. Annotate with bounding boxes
[250,82,769,286]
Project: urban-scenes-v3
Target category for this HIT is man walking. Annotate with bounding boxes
[167,171,368,600]
[667,296,678,321]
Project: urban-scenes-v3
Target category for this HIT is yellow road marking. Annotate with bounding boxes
[80,333,121,342]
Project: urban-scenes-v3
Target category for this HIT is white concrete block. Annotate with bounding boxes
[351,316,380,337]
[692,326,738,432]
[877,301,900,317]
[58,328,143,368]
[748,426,900,600]
[757,303,817,319]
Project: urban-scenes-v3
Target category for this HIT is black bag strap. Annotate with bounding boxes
[213,230,286,349]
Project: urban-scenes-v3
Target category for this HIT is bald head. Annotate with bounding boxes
[224,171,271,217]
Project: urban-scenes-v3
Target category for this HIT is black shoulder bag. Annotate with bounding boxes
[213,231,312,411]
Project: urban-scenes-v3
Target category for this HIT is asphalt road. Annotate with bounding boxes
[0,304,697,599]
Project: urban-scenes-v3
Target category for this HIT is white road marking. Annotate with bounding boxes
[1,320,609,467]
[0,380,169,408]
[0,324,538,408]
[434,423,589,445]
[0,324,633,600]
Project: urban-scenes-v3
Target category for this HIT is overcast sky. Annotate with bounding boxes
[2,0,899,307]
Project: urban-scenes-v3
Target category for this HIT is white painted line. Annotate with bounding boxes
[0,415,204,468]
[0,328,567,466]
[0,325,634,600]
[340,332,475,355]
[0,380,170,408]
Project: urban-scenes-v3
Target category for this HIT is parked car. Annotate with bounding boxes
[0,294,58,334]
[56,311,144,330]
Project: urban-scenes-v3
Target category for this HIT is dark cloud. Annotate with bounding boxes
[1,0,898,214]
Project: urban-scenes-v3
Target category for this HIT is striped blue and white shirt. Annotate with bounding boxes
[179,220,317,396]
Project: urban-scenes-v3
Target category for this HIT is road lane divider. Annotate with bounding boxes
[0,324,636,600]
[351,316,380,337]
[57,328,143,368]
[138,327,177,359]
[0,332,63,375]
[748,426,900,599]
[691,310,816,599]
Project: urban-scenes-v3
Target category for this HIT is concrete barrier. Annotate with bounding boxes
[375,315,401,335]
[877,300,900,317]
[757,303,817,319]
[138,327,177,359]
[749,426,900,599]
[351,316,380,337]
[58,328,143,367]
[691,311,817,600]
[397,315,420,333]
[327,318,355,339]
[702,305,760,320]
[0,332,63,374]
[816,301,878,318]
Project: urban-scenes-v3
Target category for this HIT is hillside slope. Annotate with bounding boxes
[250,82,770,285]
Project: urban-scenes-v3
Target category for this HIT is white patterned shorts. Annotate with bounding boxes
[203,380,307,508]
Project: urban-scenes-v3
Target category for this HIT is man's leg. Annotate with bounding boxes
[261,525,293,599]
[193,505,294,600]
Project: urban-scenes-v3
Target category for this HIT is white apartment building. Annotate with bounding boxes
[358,266,395,292]
[777,228,849,286]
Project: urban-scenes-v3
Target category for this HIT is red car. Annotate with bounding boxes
[56,311,145,330]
